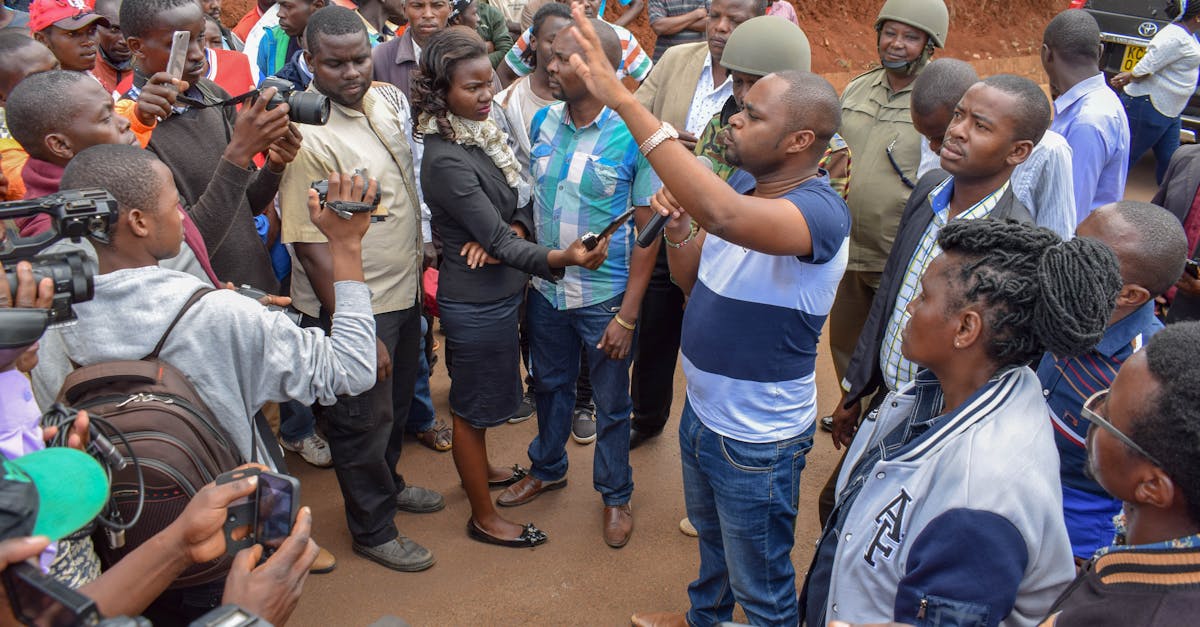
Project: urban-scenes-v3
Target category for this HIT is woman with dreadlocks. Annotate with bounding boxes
[801,219,1123,627]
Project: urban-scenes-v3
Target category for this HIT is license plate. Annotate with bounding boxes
[1122,44,1146,72]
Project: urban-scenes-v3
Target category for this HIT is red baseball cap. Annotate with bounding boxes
[29,0,111,33]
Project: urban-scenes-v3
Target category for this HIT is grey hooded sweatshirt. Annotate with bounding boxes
[32,267,377,466]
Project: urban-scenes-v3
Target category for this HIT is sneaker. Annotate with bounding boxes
[508,390,536,424]
[281,434,333,468]
[352,536,435,572]
[396,485,445,513]
[571,408,597,444]
[819,415,834,432]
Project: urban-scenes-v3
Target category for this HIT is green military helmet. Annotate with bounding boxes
[719,15,812,76]
[874,0,949,48]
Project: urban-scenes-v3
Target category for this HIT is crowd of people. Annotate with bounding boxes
[1,0,1200,623]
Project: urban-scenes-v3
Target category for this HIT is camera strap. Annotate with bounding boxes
[176,88,260,111]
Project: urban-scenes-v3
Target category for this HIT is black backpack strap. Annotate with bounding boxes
[146,288,215,360]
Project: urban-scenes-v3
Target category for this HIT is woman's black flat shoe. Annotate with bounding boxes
[466,519,548,548]
[488,464,528,488]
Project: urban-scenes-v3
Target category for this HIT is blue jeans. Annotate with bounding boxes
[1122,92,1181,184]
[679,398,815,626]
[526,291,634,505]
[279,400,316,442]
[406,315,436,433]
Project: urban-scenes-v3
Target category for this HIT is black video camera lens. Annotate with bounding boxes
[4,251,94,323]
[259,77,330,126]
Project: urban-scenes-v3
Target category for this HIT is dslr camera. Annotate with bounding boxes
[259,77,331,126]
[0,189,118,346]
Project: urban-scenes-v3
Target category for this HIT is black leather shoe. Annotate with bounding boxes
[629,426,662,450]
[466,519,547,548]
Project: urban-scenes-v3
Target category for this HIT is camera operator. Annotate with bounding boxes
[30,145,378,620]
[114,0,302,293]
[277,7,442,573]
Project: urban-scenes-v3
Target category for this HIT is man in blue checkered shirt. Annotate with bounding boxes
[494,20,656,549]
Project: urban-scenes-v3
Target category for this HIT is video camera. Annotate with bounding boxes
[0,189,118,346]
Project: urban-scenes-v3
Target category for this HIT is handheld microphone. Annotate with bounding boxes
[636,155,715,248]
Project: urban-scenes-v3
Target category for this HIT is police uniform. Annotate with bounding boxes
[828,66,923,380]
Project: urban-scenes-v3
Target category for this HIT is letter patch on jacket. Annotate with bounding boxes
[864,489,912,567]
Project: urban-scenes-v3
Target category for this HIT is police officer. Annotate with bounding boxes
[824,0,949,425]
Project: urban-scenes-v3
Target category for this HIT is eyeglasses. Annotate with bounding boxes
[1080,389,1164,467]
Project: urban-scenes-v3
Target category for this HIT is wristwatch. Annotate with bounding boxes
[638,122,679,157]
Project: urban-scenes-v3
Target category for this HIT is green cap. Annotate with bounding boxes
[0,448,109,542]
[720,15,812,76]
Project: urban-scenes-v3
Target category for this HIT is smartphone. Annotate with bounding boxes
[215,467,299,557]
[1186,258,1199,279]
[166,31,190,81]
[255,471,300,553]
[3,562,102,627]
[582,208,635,250]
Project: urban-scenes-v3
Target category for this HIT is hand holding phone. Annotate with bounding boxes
[215,467,301,558]
[582,208,635,251]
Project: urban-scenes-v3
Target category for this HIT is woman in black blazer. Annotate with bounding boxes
[411,27,608,548]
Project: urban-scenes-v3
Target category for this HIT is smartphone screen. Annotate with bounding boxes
[255,472,296,550]
[166,30,190,80]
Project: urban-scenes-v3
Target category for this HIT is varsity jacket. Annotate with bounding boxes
[1040,545,1200,626]
[841,170,1034,405]
[817,367,1075,626]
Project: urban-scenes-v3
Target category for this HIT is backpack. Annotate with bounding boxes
[56,288,246,589]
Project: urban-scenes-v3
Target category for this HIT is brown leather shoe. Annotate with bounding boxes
[604,503,633,548]
[310,546,337,574]
[630,611,686,627]
[495,474,567,507]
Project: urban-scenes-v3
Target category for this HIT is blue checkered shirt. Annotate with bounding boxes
[879,177,1009,391]
[529,103,656,310]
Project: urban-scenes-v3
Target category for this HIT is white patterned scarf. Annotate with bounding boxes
[416,112,522,189]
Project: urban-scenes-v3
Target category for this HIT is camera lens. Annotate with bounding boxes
[287,92,331,126]
[4,251,96,323]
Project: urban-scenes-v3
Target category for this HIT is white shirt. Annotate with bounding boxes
[684,53,732,137]
[1010,130,1076,240]
[1126,22,1200,117]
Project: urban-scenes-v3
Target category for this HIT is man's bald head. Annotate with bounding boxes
[773,70,840,143]
[1083,201,1189,298]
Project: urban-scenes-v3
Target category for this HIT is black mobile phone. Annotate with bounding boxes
[216,467,300,557]
[1186,258,1199,279]
[255,471,300,553]
[582,208,635,251]
[3,561,102,627]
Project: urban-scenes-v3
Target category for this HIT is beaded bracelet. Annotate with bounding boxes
[664,221,699,248]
